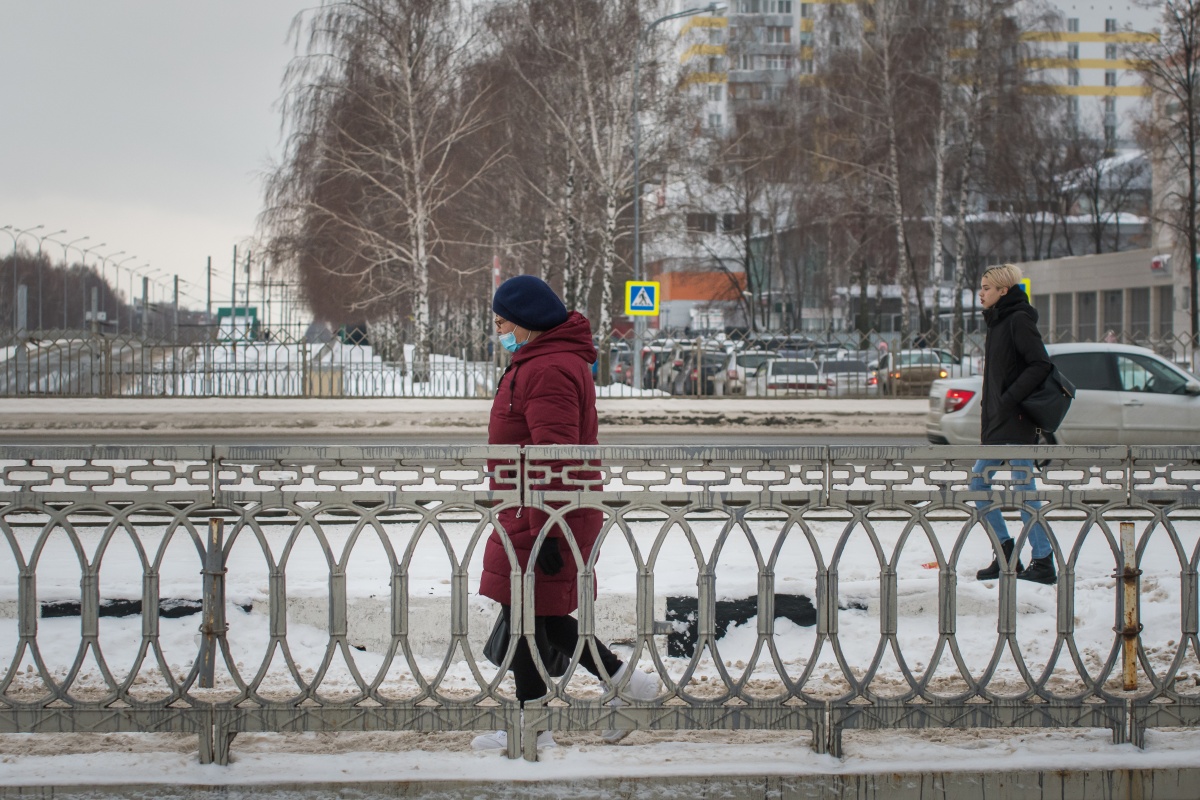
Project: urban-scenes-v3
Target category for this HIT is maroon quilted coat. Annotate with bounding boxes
[480,311,603,615]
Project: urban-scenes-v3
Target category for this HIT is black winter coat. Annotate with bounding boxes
[979,287,1053,444]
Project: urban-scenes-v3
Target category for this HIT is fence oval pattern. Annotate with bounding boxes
[0,444,1197,763]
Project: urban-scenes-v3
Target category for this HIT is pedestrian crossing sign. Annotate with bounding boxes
[1019,278,1032,300]
[625,280,660,316]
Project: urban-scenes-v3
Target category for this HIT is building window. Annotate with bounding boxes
[766,26,791,43]
[1103,96,1116,117]
[799,2,811,18]
[1067,96,1080,119]
[1077,291,1097,341]
[1068,69,1080,86]
[1106,43,1117,60]
[707,56,725,72]
[1130,288,1150,338]
[1105,70,1117,86]
[1067,18,1079,33]
[722,213,749,233]
[738,53,756,70]
[707,84,723,102]
[707,112,723,129]
[687,213,717,233]
[708,27,724,44]
[1102,289,1123,334]
[799,30,814,46]
[829,31,840,47]
[798,58,814,73]
[739,0,761,12]
[1067,43,1079,61]
[1105,18,1117,33]
[1054,293,1073,340]
[1158,285,1174,336]
[765,54,791,70]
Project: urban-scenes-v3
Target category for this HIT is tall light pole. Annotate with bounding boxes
[97,251,126,330]
[2,224,44,331]
[54,234,90,329]
[78,242,107,332]
[130,264,160,336]
[34,228,67,331]
[631,3,724,391]
[109,254,135,333]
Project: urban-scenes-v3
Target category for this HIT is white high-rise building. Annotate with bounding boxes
[1019,1,1160,147]
[674,1,1160,144]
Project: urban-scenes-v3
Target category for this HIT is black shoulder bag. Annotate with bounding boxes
[483,610,571,677]
[1020,364,1076,434]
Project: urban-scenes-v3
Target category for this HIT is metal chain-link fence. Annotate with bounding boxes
[3,327,1196,399]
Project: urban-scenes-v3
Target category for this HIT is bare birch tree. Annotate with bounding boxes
[1131,0,1200,346]
[263,0,501,376]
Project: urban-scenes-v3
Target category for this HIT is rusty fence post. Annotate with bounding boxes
[199,516,227,688]
[1117,520,1142,691]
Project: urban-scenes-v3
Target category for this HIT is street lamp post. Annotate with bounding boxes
[78,242,107,332]
[54,235,90,330]
[130,264,162,336]
[630,3,724,392]
[34,229,67,331]
[2,224,44,331]
[96,251,126,332]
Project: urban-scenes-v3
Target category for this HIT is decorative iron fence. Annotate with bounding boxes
[1,444,1197,762]
[2,328,1195,399]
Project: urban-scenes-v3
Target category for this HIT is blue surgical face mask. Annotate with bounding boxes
[499,331,524,353]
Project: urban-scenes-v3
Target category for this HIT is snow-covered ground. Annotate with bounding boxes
[2,502,1198,786]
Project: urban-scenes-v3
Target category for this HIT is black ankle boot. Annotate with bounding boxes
[976,538,1023,580]
[1018,555,1057,585]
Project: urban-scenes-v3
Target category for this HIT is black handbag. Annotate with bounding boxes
[1021,364,1076,433]
[483,609,571,677]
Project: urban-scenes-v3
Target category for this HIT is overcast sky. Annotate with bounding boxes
[1,1,305,310]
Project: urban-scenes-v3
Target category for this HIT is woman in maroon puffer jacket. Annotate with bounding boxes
[472,275,657,751]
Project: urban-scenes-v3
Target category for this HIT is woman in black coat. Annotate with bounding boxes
[971,264,1057,585]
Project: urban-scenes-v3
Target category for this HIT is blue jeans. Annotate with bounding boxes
[970,459,1053,560]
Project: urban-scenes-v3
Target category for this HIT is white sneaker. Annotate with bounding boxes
[471,729,557,751]
[601,662,660,743]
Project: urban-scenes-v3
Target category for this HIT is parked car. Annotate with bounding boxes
[668,347,732,395]
[611,350,635,385]
[728,350,777,394]
[926,342,1200,445]
[748,358,823,396]
[877,348,974,396]
[819,359,879,397]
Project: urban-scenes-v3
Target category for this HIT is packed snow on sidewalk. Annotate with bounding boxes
[1,499,1198,786]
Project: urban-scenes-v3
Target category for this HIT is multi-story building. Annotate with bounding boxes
[678,0,842,135]
[1019,1,1159,148]
[654,1,1163,334]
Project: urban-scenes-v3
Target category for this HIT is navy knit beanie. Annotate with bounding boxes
[492,275,568,332]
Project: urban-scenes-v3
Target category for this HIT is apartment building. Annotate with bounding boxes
[676,1,1160,139]
[1020,1,1159,147]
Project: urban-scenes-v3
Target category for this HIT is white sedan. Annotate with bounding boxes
[927,342,1200,445]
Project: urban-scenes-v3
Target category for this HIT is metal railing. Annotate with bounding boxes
[3,328,1195,399]
[1,444,1197,763]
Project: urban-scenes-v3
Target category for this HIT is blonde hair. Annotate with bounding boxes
[982,263,1022,289]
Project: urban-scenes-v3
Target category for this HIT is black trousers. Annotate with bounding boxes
[499,605,624,703]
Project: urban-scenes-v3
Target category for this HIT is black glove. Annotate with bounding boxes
[536,537,564,576]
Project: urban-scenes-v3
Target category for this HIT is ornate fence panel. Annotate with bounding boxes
[1,445,1198,763]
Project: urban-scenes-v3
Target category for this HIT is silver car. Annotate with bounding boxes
[927,342,1200,445]
[819,359,880,397]
[748,358,823,396]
